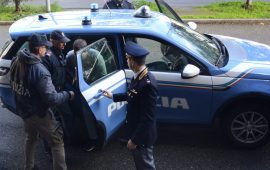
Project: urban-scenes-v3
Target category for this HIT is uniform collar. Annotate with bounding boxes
[134,66,149,81]
[134,66,146,79]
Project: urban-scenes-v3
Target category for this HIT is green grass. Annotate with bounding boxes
[133,0,270,19]
[180,1,270,19]
[0,2,62,21]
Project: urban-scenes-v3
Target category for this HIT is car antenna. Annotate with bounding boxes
[102,0,112,16]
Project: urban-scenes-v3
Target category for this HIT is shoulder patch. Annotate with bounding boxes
[138,68,148,80]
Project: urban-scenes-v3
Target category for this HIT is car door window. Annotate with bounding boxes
[80,38,117,84]
[123,37,195,73]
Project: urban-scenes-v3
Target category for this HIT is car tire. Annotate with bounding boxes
[222,104,270,149]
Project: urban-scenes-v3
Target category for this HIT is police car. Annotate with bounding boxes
[1,0,270,149]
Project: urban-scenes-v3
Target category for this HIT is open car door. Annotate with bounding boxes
[154,0,184,23]
[76,38,127,142]
[153,0,197,29]
[0,40,15,112]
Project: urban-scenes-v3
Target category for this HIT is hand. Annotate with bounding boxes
[103,90,113,99]
[127,139,137,150]
[68,91,75,100]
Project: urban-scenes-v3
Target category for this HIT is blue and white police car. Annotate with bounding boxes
[1,0,270,149]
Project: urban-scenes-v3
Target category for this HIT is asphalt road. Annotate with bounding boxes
[1,23,270,169]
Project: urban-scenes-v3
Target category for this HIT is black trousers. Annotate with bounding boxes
[132,145,156,170]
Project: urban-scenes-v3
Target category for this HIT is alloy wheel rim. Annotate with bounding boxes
[231,111,269,144]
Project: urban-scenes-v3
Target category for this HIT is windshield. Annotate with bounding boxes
[168,21,220,65]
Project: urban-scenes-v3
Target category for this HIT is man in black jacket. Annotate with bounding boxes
[103,41,158,170]
[42,30,74,140]
[103,0,135,9]
[10,33,74,170]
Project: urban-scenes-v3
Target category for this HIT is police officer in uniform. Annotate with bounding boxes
[42,30,74,140]
[103,41,158,170]
[103,0,135,9]
[10,33,74,170]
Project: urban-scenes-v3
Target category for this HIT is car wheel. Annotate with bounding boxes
[223,105,270,149]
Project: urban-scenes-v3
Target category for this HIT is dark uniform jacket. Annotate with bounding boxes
[103,0,135,9]
[10,49,70,119]
[113,68,158,146]
[42,47,66,91]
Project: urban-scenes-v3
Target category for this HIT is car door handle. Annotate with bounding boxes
[0,67,9,76]
[93,89,103,99]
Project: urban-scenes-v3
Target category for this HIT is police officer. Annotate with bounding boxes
[42,30,70,91]
[10,33,74,170]
[103,41,158,170]
[103,0,135,9]
[42,30,74,140]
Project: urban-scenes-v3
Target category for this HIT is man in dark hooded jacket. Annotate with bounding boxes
[10,33,74,170]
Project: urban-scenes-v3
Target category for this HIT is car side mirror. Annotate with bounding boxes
[187,22,197,30]
[182,64,200,79]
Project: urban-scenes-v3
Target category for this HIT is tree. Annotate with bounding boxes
[244,0,252,9]
[0,0,28,12]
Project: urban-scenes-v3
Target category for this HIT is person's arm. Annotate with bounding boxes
[36,75,72,106]
[103,90,127,102]
[131,84,158,145]
[113,93,128,102]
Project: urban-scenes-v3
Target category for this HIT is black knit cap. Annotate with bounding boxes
[28,33,52,47]
[50,30,70,43]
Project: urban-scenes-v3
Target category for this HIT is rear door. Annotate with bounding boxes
[0,38,29,112]
[76,38,127,140]
[0,40,15,111]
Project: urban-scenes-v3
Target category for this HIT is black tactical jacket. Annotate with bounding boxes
[42,47,67,91]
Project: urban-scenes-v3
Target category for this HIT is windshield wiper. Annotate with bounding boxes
[212,37,226,66]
